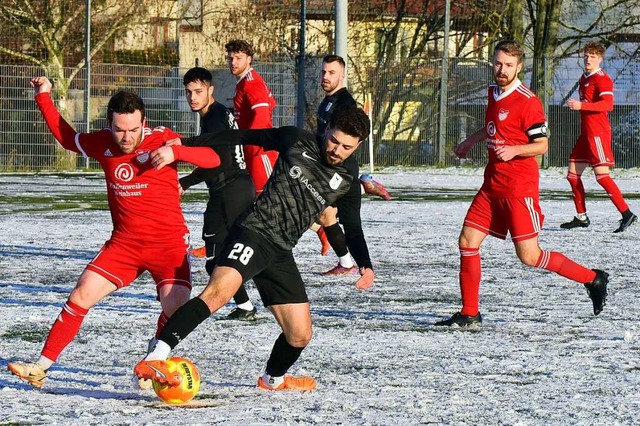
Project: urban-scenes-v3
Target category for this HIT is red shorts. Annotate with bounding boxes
[464,190,544,242]
[569,134,614,167]
[86,235,192,297]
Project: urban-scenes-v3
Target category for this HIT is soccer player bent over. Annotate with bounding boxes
[7,77,221,388]
[134,105,375,391]
[435,41,608,328]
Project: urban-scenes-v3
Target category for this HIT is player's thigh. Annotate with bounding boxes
[504,197,545,243]
[215,226,273,285]
[252,251,308,307]
[317,206,338,226]
[85,238,144,289]
[69,269,118,308]
[463,190,508,240]
[146,240,192,303]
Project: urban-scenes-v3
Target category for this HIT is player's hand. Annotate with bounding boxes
[355,267,374,290]
[178,184,185,197]
[30,77,53,95]
[494,144,518,162]
[566,98,582,110]
[150,145,175,169]
[455,138,477,159]
[165,138,182,146]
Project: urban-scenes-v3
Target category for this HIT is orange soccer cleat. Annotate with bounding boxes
[257,374,317,391]
[359,174,391,200]
[189,246,207,258]
[133,360,182,386]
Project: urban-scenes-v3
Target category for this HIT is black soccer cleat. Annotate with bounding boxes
[560,216,590,229]
[225,307,258,321]
[434,312,482,327]
[585,269,609,316]
[613,213,637,233]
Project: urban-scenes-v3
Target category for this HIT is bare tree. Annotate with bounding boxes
[0,0,144,168]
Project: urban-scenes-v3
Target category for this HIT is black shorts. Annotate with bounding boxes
[216,226,308,307]
[202,174,255,272]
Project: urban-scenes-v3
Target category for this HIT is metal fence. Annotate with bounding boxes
[1,57,639,171]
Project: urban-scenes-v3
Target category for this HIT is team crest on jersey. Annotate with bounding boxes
[329,173,343,190]
[486,121,496,137]
[103,149,113,157]
[114,163,134,182]
[325,102,334,112]
[498,109,509,121]
[135,150,150,164]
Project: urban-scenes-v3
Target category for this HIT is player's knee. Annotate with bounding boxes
[285,330,312,348]
[516,251,539,267]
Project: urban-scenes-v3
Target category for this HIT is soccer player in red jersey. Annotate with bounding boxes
[225,39,277,196]
[7,77,221,388]
[561,41,637,233]
[436,41,609,327]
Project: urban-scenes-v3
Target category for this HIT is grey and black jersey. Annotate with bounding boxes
[183,126,354,251]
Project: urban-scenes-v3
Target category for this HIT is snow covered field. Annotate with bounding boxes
[1,167,639,425]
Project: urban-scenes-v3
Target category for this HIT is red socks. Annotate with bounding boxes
[567,172,586,214]
[535,250,596,284]
[596,173,629,213]
[459,248,481,316]
[41,300,89,362]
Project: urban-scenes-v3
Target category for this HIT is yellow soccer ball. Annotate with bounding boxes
[152,357,201,404]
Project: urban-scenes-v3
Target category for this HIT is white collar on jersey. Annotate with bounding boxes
[583,68,602,78]
[492,78,522,101]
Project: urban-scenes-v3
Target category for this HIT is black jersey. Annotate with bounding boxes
[183,127,355,251]
[179,101,247,192]
[316,88,357,141]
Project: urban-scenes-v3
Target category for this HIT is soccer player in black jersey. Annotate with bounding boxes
[134,104,374,391]
[315,54,378,276]
[181,67,259,321]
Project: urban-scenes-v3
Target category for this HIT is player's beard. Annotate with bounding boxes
[118,134,142,154]
[494,72,517,88]
[322,80,338,94]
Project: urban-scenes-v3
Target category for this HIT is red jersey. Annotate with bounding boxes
[36,93,189,242]
[482,81,547,197]
[578,69,613,137]
[233,67,278,192]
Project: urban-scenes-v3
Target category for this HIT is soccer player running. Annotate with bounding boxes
[560,41,637,233]
[134,104,375,391]
[181,67,258,321]
[8,77,221,388]
[435,40,609,327]
[315,54,379,276]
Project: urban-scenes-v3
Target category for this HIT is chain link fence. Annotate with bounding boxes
[1,56,639,171]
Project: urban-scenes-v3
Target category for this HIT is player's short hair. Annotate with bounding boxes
[494,40,524,64]
[225,40,254,57]
[107,91,145,123]
[183,67,213,87]
[584,41,606,58]
[322,54,346,69]
[329,104,370,142]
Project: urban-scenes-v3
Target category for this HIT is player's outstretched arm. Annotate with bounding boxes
[455,128,486,159]
[31,76,80,151]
